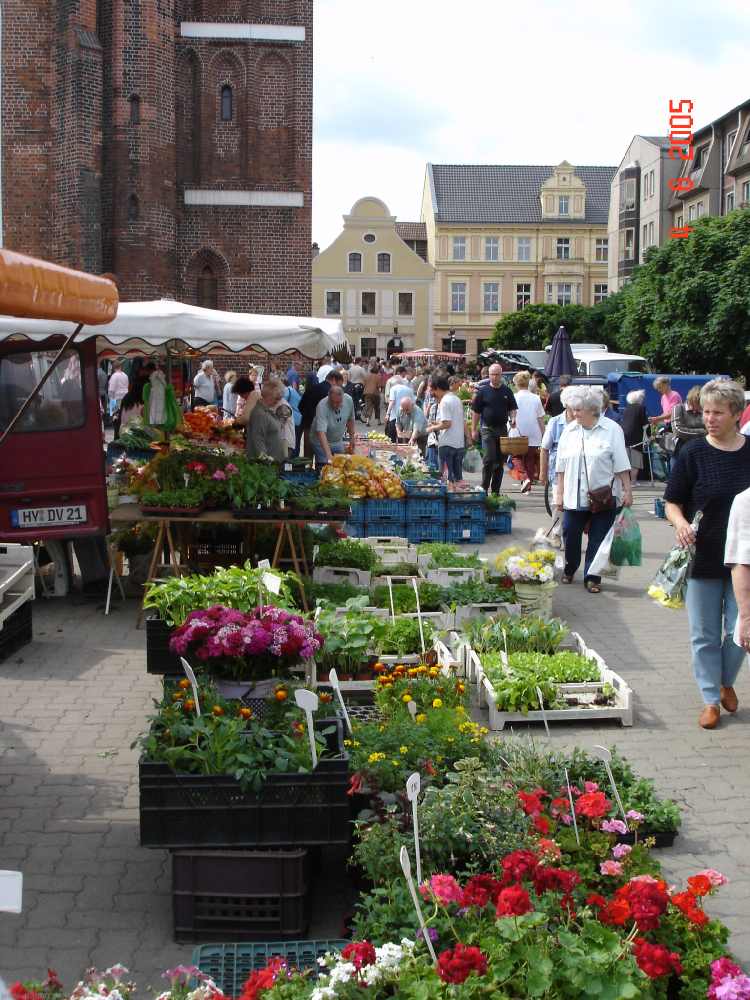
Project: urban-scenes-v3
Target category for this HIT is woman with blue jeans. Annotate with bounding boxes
[665,380,750,730]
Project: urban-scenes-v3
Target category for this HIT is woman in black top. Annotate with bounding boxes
[664,380,750,729]
[621,389,647,484]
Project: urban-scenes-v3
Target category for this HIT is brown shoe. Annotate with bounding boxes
[720,687,739,713]
[699,705,721,729]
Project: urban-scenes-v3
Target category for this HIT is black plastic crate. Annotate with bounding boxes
[173,849,310,943]
[139,759,351,849]
[0,601,33,661]
[191,940,349,994]
[146,617,182,675]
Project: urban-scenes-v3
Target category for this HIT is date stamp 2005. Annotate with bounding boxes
[667,99,696,240]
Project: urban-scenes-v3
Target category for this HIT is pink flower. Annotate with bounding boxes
[212,470,227,480]
[698,869,728,888]
[625,810,645,823]
[612,844,632,860]
[600,860,624,877]
[225,463,238,474]
[601,819,628,835]
[420,874,463,907]
[584,781,600,793]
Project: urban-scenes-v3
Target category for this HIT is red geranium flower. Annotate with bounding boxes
[239,958,287,1000]
[598,898,632,927]
[501,849,539,884]
[518,788,547,816]
[341,941,376,970]
[687,874,713,897]
[437,943,488,985]
[533,866,580,897]
[575,790,611,819]
[633,938,682,979]
[461,874,504,909]
[533,815,551,835]
[616,879,669,931]
[672,891,709,926]
[496,885,533,917]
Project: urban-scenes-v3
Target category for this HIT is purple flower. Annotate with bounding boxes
[212,470,227,481]
[612,843,632,860]
[417,927,439,942]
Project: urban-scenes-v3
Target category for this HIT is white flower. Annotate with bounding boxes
[328,961,356,986]
[361,964,382,986]
[311,988,336,1000]
[375,943,404,968]
[400,938,416,952]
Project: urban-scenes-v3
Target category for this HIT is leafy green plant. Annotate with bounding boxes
[504,651,600,684]
[305,579,369,607]
[372,561,420,577]
[316,539,378,571]
[315,608,386,676]
[441,579,515,609]
[465,614,568,654]
[140,487,204,508]
[112,522,157,556]
[486,492,517,511]
[371,582,445,613]
[377,617,435,655]
[226,461,291,510]
[417,542,483,568]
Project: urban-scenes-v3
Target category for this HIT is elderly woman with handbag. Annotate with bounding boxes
[555,386,632,593]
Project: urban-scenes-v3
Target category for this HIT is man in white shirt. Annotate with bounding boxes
[107,362,129,416]
[316,357,335,381]
[427,375,466,481]
[347,358,367,385]
[384,366,411,441]
[193,359,220,407]
[725,486,750,654]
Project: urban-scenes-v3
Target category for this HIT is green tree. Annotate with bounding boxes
[616,209,750,379]
[488,302,624,353]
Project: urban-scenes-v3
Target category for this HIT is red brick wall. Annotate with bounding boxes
[2,0,313,318]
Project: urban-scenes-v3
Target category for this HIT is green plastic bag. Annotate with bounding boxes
[610,507,642,567]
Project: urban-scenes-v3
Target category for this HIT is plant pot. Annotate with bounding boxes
[514,581,557,618]
[127,552,152,585]
[214,677,278,700]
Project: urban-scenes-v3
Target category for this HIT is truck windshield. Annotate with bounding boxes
[0,348,85,433]
[587,359,650,376]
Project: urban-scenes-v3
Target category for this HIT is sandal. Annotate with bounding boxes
[585,580,601,594]
[561,574,574,584]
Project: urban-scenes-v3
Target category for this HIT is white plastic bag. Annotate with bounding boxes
[588,525,619,579]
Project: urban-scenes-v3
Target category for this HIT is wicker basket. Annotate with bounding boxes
[500,435,529,456]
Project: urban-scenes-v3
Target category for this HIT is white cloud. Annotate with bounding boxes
[312,0,750,248]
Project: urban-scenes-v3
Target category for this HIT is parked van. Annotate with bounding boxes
[573,351,651,378]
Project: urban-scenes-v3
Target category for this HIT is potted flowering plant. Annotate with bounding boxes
[168,604,323,698]
[496,546,558,616]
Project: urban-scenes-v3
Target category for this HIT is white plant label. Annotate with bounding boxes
[535,685,550,737]
[399,846,437,964]
[592,745,629,827]
[387,576,396,620]
[564,767,581,846]
[294,688,319,769]
[411,578,426,654]
[406,772,423,884]
[262,571,282,595]
[407,699,418,721]
[257,558,271,570]
[328,668,353,735]
[180,658,201,717]
[0,870,23,914]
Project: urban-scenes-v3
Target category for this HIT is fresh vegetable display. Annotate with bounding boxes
[440,578,516,608]
[417,542,484,569]
[371,581,446,613]
[377,617,435,656]
[465,615,569,654]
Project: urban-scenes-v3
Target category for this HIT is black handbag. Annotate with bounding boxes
[581,436,615,513]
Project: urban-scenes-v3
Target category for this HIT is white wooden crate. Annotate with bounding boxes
[312,566,372,588]
[362,535,409,548]
[422,567,484,586]
[0,544,35,630]
[394,610,454,630]
[371,574,419,589]
[452,602,521,627]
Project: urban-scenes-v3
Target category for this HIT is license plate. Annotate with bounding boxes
[11,504,87,527]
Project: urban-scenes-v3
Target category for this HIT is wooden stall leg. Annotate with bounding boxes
[136,520,165,629]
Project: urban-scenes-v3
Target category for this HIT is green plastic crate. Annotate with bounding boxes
[191,940,349,994]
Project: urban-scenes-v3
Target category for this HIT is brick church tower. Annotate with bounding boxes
[1,0,313,315]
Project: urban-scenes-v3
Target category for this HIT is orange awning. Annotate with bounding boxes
[0,250,118,325]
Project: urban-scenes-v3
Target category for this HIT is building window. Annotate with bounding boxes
[197,265,218,310]
[361,337,377,358]
[741,125,750,158]
[485,236,499,261]
[558,195,569,215]
[642,223,648,255]
[726,190,735,212]
[556,237,570,260]
[557,283,572,306]
[129,95,141,124]
[593,283,608,304]
[648,221,654,245]
[517,237,531,261]
[619,228,634,261]
[450,282,466,312]
[693,146,708,171]
[595,238,608,262]
[326,291,341,315]
[619,177,636,211]
[442,337,466,354]
[361,292,376,316]
[696,201,705,218]
[363,233,376,243]
[516,283,531,310]
[398,292,413,316]
[688,204,696,222]
[377,252,391,273]
[677,214,683,228]
[348,252,362,273]
[726,131,737,159]
[127,194,139,222]
[452,236,466,261]
[545,282,553,304]
[220,85,233,122]
[742,180,750,204]
[483,282,499,312]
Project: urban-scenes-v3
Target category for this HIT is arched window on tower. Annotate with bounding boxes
[220,85,233,122]
[129,95,141,124]
[127,194,139,222]
[197,264,218,309]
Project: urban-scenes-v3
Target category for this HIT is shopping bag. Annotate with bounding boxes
[610,507,642,566]
[647,512,702,609]
[462,447,482,473]
[588,525,619,579]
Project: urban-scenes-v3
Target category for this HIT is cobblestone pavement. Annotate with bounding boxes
[1,479,750,987]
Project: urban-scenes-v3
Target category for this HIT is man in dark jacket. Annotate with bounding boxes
[546,374,571,417]
[470,364,517,494]
[299,369,344,456]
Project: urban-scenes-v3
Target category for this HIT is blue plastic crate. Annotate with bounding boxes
[406,521,446,544]
[446,489,486,504]
[364,499,406,521]
[447,502,487,523]
[403,479,446,498]
[344,521,366,538]
[446,519,486,545]
[192,941,350,996]
[349,500,366,523]
[366,519,406,537]
[487,510,513,534]
[406,497,445,519]
[280,469,318,485]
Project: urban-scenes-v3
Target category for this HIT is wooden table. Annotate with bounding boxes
[109,504,348,624]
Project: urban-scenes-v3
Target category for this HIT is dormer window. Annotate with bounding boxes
[693,145,708,171]
[559,195,569,215]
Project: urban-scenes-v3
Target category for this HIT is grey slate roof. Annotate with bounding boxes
[430,164,617,225]
[395,222,427,240]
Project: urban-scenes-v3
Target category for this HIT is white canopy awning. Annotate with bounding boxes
[0,299,344,358]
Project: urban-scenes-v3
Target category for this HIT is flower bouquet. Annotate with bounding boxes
[169,604,323,697]
[496,547,557,616]
[648,512,702,610]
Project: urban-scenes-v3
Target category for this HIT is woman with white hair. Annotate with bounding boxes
[555,385,632,593]
[193,359,220,408]
[621,388,648,484]
[664,379,750,729]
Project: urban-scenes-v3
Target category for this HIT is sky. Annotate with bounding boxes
[312,0,750,249]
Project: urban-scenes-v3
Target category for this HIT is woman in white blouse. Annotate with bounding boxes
[512,370,546,493]
[555,386,632,593]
